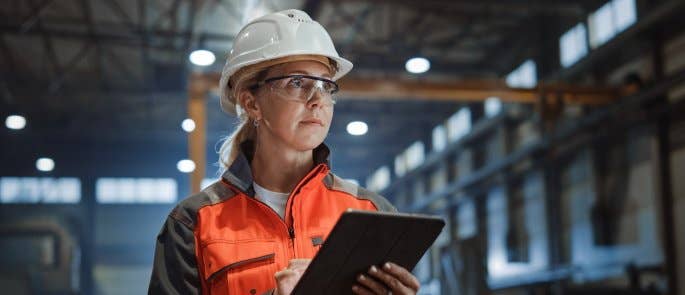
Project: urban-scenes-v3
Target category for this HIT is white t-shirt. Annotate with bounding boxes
[253,182,290,220]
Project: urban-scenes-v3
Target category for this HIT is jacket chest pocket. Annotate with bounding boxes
[202,240,277,295]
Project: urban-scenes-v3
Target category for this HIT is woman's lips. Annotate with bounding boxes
[300,118,323,126]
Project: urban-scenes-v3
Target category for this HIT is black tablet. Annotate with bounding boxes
[292,209,445,294]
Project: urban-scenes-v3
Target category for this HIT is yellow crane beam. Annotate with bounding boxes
[187,73,617,192]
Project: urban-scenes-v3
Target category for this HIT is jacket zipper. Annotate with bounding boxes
[284,164,328,241]
[245,197,296,258]
[225,164,328,260]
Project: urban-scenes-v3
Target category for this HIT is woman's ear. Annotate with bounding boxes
[237,89,261,119]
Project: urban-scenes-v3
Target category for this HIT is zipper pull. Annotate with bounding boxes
[288,227,295,239]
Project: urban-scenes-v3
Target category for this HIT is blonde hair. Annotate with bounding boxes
[218,65,265,170]
[218,55,336,171]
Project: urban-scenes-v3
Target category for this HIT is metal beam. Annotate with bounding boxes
[47,41,92,95]
[477,23,537,75]
[168,0,182,49]
[25,0,61,81]
[183,0,198,53]
[150,0,182,30]
[338,3,374,53]
[102,0,139,32]
[652,27,680,295]
[194,72,616,105]
[0,36,19,82]
[138,0,151,94]
[336,77,617,105]
[349,0,586,16]
[0,19,235,48]
[18,0,55,33]
[102,45,145,88]
[80,0,108,92]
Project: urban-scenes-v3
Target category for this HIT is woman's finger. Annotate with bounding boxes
[356,273,388,295]
[286,258,311,276]
[274,269,297,281]
[288,258,311,267]
[382,262,420,291]
[367,265,412,294]
[352,284,376,295]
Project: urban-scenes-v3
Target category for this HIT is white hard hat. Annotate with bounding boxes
[219,9,353,115]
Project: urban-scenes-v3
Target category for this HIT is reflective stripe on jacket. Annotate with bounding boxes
[148,141,396,294]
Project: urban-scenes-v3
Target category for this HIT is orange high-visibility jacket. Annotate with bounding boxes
[148,142,396,295]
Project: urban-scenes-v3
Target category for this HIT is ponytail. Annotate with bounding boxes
[218,118,256,171]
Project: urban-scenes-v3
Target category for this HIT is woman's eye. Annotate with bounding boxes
[287,77,304,88]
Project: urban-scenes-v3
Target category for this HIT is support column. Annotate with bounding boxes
[188,73,207,194]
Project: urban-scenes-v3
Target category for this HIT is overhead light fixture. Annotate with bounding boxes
[189,49,216,66]
[346,121,368,136]
[36,157,55,172]
[405,57,430,74]
[177,159,196,173]
[5,115,26,130]
[181,118,196,132]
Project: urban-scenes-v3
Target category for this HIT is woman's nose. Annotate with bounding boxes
[306,89,324,108]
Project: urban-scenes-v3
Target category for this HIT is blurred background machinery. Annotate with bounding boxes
[1,0,684,294]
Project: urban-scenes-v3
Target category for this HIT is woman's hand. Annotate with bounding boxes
[274,259,311,295]
[352,262,420,295]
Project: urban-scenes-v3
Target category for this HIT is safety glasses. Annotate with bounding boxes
[249,74,339,106]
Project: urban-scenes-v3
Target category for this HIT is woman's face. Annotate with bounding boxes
[247,60,335,152]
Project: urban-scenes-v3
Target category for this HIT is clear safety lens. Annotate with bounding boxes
[262,75,338,105]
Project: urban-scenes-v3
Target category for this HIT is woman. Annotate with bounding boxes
[149,9,420,295]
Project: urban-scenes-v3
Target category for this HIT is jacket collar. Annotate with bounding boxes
[221,140,331,196]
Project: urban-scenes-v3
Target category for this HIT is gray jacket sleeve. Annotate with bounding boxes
[148,216,201,295]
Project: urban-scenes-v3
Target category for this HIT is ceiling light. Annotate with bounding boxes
[189,50,216,66]
[36,157,55,172]
[177,159,196,173]
[181,118,196,132]
[405,57,430,74]
[346,121,368,136]
[6,115,26,130]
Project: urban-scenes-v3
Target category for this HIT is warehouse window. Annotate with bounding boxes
[559,23,588,67]
[446,108,471,142]
[485,97,502,117]
[394,141,426,178]
[432,125,447,152]
[613,0,637,33]
[96,178,177,203]
[367,166,391,192]
[0,177,81,203]
[457,199,477,239]
[395,154,407,177]
[506,60,537,88]
[405,141,426,171]
[588,2,614,48]
[588,0,637,49]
